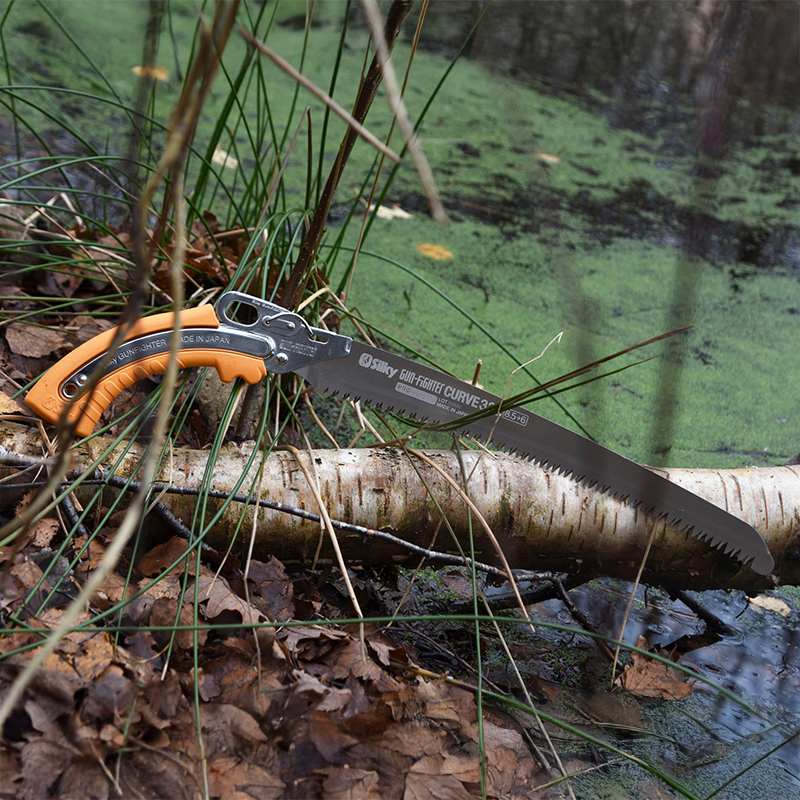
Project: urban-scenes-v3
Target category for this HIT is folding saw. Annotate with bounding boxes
[25,290,774,575]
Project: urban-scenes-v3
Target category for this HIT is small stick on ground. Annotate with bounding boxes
[554,576,616,662]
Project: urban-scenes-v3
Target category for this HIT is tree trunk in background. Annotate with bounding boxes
[417,0,799,131]
[1,423,796,593]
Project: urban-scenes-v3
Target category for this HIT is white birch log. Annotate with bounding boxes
[2,422,797,591]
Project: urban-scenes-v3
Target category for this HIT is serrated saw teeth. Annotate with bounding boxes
[291,338,774,574]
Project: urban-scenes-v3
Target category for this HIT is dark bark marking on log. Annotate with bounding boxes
[731,473,744,511]
[761,485,769,530]
[719,471,731,513]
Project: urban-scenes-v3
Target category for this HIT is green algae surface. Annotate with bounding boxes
[1,1,798,469]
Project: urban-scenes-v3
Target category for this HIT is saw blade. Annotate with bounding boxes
[297,340,774,575]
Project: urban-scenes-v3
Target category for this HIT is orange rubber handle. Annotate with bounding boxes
[26,306,268,437]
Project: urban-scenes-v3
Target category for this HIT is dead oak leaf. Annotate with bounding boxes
[195,573,266,626]
[207,757,285,800]
[403,771,476,800]
[6,322,67,358]
[321,767,381,800]
[30,517,60,548]
[619,635,693,700]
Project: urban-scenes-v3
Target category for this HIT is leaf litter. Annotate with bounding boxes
[1,521,548,799]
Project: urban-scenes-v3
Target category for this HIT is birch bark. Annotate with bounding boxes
[2,422,796,591]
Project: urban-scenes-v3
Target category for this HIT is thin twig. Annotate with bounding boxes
[612,517,660,682]
[359,0,447,222]
[554,577,615,662]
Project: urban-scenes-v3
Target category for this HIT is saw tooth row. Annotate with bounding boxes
[309,381,756,569]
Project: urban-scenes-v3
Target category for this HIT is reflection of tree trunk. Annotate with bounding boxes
[3,424,794,593]
[425,1,799,120]
[648,1,747,466]
[126,0,166,200]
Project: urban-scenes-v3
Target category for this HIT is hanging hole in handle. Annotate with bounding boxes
[224,299,259,327]
[62,381,79,399]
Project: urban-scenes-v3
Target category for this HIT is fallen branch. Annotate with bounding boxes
[2,422,797,591]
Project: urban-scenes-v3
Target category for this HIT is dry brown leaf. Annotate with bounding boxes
[200,703,268,751]
[308,712,360,761]
[71,315,114,344]
[317,637,385,684]
[138,573,181,601]
[750,593,792,616]
[138,536,192,577]
[41,269,84,298]
[72,634,115,681]
[6,322,66,358]
[0,386,31,417]
[415,243,453,260]
[132,64,169,80]
[82,665,137,725]
[93,571,134,608]
[30,518,60,548]
[150,596,206,651]
[19,738,77,800]
[619,635,693,699]
[248,556,294,621]
[403,771,475,800]
[534,150,560,164]
[322,767,381,800]
[196,573,266,626]
[280,625,348,660]
[481,719,540,796]
[206,758,285,800]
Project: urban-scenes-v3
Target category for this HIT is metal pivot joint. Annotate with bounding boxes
[215,291,352,374]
